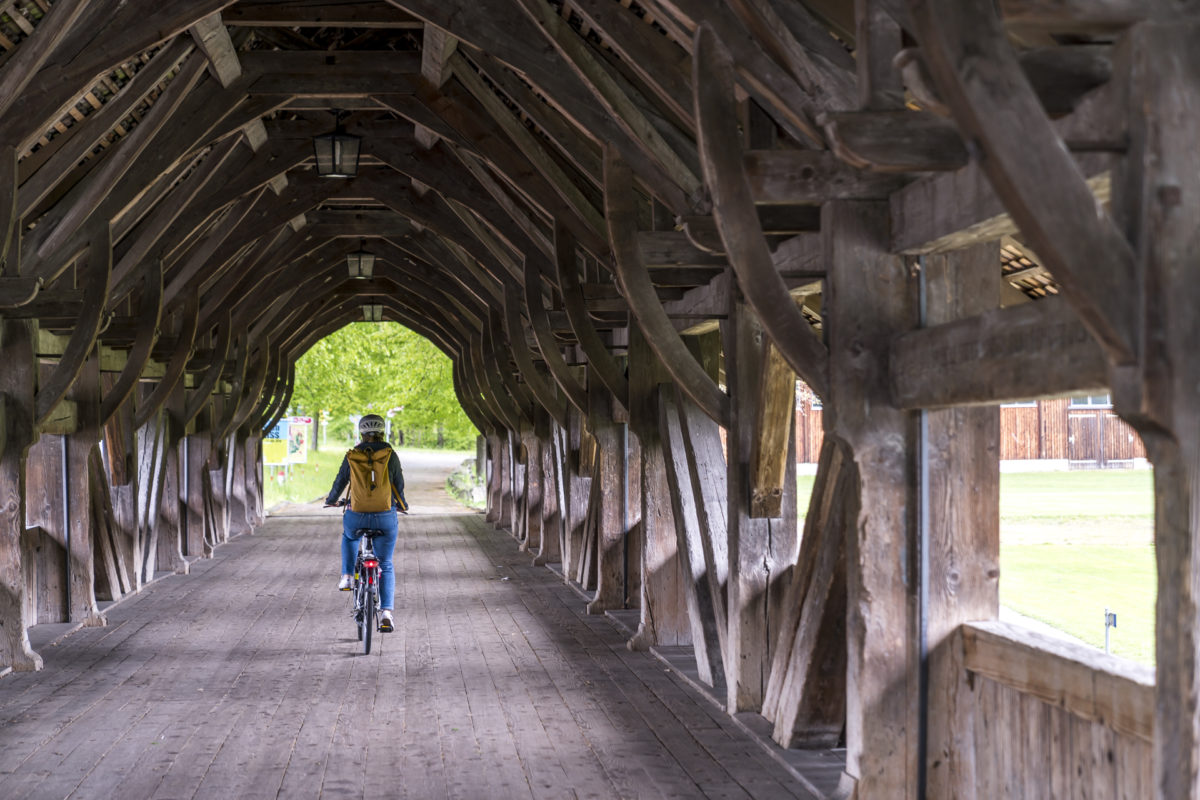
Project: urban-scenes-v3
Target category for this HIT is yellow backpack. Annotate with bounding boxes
[346,446,398,512]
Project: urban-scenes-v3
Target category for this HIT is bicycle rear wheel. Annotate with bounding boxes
[362,583,374,655]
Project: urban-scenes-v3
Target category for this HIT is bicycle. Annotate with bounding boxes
[351,527,385,655]
[327,499,386,655]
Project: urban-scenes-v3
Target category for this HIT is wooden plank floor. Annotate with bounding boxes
[0,507,822,799]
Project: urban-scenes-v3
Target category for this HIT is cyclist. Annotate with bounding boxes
[325,413,407,632]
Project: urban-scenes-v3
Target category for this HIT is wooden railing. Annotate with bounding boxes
[960,621,1154,795]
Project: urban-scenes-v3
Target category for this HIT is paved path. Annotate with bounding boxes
[0,457,820,799]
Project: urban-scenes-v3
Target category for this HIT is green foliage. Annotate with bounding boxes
[289,322,478,448]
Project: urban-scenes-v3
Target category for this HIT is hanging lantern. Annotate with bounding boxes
[313,110,361,178]
[362,304,383,322]
[347,241,375,279]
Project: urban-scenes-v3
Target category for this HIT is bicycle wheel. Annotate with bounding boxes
[362,582,374,655]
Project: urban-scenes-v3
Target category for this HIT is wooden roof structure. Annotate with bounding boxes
[1,1,1198,798]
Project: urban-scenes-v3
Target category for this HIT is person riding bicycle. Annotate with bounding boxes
[325,413,408,632]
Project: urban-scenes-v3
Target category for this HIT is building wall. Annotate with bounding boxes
[794,388,1145,466]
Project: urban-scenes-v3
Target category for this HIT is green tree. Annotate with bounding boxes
[289,322,478,448]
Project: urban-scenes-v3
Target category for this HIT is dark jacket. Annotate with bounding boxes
[325,439,406,509]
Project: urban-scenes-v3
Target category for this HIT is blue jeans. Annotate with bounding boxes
[342,510,398,610]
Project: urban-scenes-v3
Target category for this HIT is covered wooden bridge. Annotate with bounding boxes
[0,0,1193,797]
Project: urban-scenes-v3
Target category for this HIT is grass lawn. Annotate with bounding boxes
[798,468,1157,665]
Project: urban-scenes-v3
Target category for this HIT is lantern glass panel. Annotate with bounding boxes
[313,129,361,178]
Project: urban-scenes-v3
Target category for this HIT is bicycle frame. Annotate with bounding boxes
[352,529,384,654]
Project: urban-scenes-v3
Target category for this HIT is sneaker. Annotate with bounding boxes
[380,610,394,633]
[338,575,352,591]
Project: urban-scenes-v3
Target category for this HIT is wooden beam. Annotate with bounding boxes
[100,259,163,425]
[189,12,242,87]
[224,1,422,27]
[743,149,903,204]
[554,223,629,412]
[605,150,729,427]
[922,240,1000,798]
[503,282,567,429]
[821,110,969,173]
[514,0,703,206]
[749,341,795,518]
[963,620,1154,743]
[826,199,917,797]
[890,295,1108,409]
[693,26,829,400]
[764,438,850,748]
[134,296,199,430]
[659,390,727,686]
[909,0,1136,365]
[0,0,92,121]
[35,223,112,427]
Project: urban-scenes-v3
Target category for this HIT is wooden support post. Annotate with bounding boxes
[64,348,104,625]
[826,200,918,798]
[721,302,778,712]
[660,391,726,686]
[764,438,851,748]
[485,433,503,524]
[533,425,562,567]
[562,406,592,583]
[922,242,1001,798]
[586,373,626,615]
[0,318,42,671]
[627,325,689,651]
[183,432,212,558]
[246,433,264,528]
[227,432,252,537]
[520,426,543,555]
[1109,22,1200,800]
[157,383,189,575]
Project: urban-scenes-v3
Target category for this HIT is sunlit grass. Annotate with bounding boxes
[798,467,1157,664]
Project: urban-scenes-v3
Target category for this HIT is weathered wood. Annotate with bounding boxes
[749,341,795,518]
[1109,22,1200,800]
[770,441,851,748]
[0,319,42,670]
[826,199,917,798]
[0,145,15,272]
[909,0,1136,365]
[65,350,105,625]
[743,149,903,204]
[190,12,241,87]
[514,0,703,206]
[721,302,773,712]
[693,26,830,403]
[605,150,729,427]
[0,0,92,121]
[823,110,968,173]
[100,262,163,425]
[890,293,1109,411]
[922,241,1000,799]
[584,375,625,615]
[35,222,112,427]
[554,223,629,413]
[659,392,725,685]
[962,621,1154,744]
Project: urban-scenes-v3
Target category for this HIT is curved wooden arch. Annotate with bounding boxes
[503,281,568,428]
[554,221,630,411]
[100,257,164,424]
[182,313,235,426]
[604,148,730,427]
[908,0,1135,364]
[693,24,829,401]
[522,254,587,414]
[35,223,112,426]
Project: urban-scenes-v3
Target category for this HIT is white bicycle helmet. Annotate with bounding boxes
[358,414,386,436]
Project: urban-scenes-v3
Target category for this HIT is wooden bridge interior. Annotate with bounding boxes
[0,0,1196,797]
